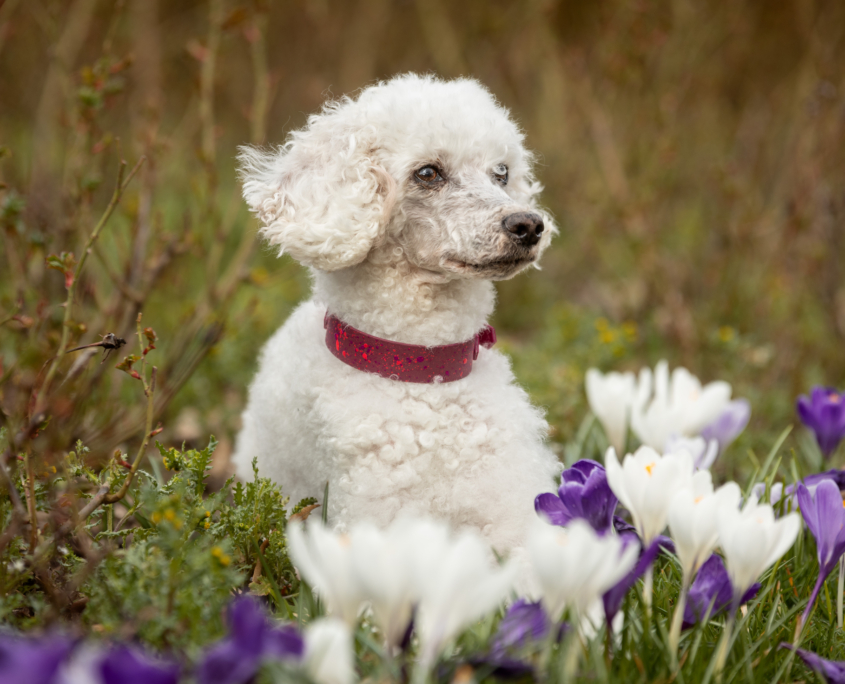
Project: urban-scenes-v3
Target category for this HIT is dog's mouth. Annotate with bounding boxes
[443,254,536,276]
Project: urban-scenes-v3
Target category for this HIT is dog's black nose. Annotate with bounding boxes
[502,212,544,247]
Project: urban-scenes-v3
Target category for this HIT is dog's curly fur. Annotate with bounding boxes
[233,73,559,554]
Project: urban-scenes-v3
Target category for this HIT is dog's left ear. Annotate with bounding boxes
[238,122,396,271]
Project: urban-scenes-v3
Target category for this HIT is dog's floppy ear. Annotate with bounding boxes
[238,111,396,271]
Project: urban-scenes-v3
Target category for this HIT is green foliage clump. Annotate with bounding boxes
[49,438,311,654]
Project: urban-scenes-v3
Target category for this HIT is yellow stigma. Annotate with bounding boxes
[645,462,656,476]
[694,496,704,504]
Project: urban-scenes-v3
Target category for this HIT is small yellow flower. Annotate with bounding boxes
[204,521,210,529]
[164,509,176,522]
[152,512,162,524]
[718,326,736,342]
[622,321,638,341]
[595,317,610,332]
[211,546,231,566]
[205,510,211,518]
[599,329,616,344]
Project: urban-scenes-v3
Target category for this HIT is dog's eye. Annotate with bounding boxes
[493,164,508,185]
[414,165,444,185]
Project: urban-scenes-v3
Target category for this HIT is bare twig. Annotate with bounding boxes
[72,485,111,526]
[34,156,146,413]
[23,451,39,552]
[104,365,156,504]
[0,452,27,555]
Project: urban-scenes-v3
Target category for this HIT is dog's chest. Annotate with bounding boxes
[311,361,512,473]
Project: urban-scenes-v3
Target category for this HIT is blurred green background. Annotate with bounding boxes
[1,0,843,484]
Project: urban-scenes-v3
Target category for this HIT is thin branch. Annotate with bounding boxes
[104,365,156,504]
[35,155,146,412]
[23,451,38,552]
[0,452,27,555]
[71,485,110,527]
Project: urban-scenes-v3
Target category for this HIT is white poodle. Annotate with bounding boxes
[233,73,560,554]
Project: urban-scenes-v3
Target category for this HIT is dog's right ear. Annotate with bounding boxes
[238,119,396,271]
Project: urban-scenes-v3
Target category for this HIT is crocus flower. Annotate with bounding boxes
[490,599,551,652]
[667,471,742,653]
[796,480,845,626]
[605,445,694,546]
[304,618,354,684]
[527,519,638,628]
[602,537,662,625]
[585,368,637,455]
[716,495,800,604]
[348,519,421,649]
[797,387,845,458]
[630,360,733,452]
[534,460,617,534]
[682,554,760,629]
[668,472,742,580]
[665,434,719,471]
[98,645,181,684]
[287,521,364,626]
[700,399,751,455]
[780,644,845,684]
[750,482,787,508]
[413,526,517,672]
[0,633,73,684]
[196,596,303,684]
[469,601,561,681]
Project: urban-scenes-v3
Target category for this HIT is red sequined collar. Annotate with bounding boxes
[324,312,496,384]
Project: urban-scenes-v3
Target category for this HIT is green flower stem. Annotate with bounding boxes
[714,610,736,683]
[643,565,654,618]
[669,572,691,669]
[838,556,844,630]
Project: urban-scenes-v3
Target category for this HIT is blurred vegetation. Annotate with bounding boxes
[0,1,843,679]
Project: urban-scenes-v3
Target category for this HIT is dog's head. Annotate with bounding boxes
[239,73,555,279]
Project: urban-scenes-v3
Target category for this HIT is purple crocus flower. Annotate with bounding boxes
[490,600,550,653]
[796,480,845,626]
[99,645,180,684]
[804,469,845,491]
[0,633,74,684]
[197,596,304,684]
[682,554,760,629]
[780,644,845,683]
[477,600,567,678]
[701,399,751,456]
[534,460,618,534]
[602,537,663,625]
[797,387,845,458]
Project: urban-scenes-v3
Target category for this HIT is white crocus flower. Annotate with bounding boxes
[631,360,733,451]
[527,519,638,627]
[713,496,800,676]
[605,445,694,545]
[585,368,637,455]
[304,618,355,684]
[349,519,428,650]
[717,496,801,602]
[287,521,363,627]
[414,525,516,674]
[665,434,719,471]
[605,444,694,610]
[666,472,742,657]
